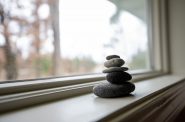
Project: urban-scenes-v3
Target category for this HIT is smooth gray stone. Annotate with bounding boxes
[106,72,132,84]
[104,58,125,68]
[93,82,135,98]
[103,67,128,73]
[106,55,120,60]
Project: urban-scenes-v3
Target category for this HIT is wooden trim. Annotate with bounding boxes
[0,75,183,113]
[99,76,185,122]
[0,71,164,113]
[0,75,184,122]
[0,74,106,95]
[0,81,100,113]
[106,78,185,122]
[147,0,169,73]
[0,71,164,95]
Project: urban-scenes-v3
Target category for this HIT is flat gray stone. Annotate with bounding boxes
[106,72,132,84]
[106,55,120,60]
[93,82,135,98]
[103,67,128,73]
[104,58,125,68]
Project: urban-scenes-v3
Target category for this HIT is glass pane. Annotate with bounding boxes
[0,0,150,81]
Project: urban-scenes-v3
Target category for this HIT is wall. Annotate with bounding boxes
[168,0,185,75]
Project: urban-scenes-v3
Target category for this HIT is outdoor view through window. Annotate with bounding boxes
[0,0,150,81]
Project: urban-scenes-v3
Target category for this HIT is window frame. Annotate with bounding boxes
[0,0,170,113]
[0,0,169,91]
[148,0,170,73]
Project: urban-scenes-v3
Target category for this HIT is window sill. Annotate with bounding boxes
[0,71,165,113]
[0,75,184,122]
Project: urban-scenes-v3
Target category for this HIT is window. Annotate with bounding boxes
[0,0,171,115]
[0,0,151,82]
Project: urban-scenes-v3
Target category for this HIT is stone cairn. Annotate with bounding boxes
[93,55,135,98]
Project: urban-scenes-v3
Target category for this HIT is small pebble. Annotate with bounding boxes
[106,72,132,84]
[103,67,128,73]
[106,55,120,60]
[104,58,125,68]
[93,82,135,98]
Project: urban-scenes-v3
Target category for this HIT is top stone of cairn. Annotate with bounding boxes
[104,58,125,68]
[106,55,120,60]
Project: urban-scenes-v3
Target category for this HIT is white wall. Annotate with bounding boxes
[169,0,185,75]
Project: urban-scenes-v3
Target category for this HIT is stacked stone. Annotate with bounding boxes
[93,55,135,98]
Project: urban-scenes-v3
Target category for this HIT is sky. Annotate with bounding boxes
[59,0,147,63]
[0,0,148,63]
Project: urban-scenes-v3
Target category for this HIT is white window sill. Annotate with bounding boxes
[0,75,184,122]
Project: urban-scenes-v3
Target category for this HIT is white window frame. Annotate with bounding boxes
[0,0,170,113]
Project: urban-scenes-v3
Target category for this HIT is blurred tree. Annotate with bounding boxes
[61,56,96,74]
[32,0,42,77]
[0,2,18,80]
[39,55,52,75]
[129,49,147,69]
[49,0,61,75]
[0,0,55,80]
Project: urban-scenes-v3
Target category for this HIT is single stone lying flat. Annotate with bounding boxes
[106,72,132,84]
[104,58,125,68]
[93,82,135,98]
[106,55,120,60]
[103,67,128,73]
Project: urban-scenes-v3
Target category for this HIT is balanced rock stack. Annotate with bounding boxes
[93,55,135,98]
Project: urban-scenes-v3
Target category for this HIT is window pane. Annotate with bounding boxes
[0,0,150,81]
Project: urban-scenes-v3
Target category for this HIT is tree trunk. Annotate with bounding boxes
[3,22,17,80]
[50,0,61,75]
